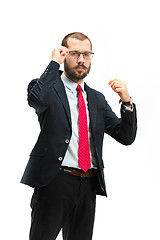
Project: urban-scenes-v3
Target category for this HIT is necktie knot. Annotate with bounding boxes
[76,85,82,93]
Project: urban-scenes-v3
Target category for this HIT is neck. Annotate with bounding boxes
[64,71,84,85]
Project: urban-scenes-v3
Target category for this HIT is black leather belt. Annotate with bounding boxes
[59,167,97,178]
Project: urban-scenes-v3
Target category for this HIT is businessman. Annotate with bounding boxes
[21,32,137,240]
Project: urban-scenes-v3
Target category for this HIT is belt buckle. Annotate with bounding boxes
[80,172,86,178]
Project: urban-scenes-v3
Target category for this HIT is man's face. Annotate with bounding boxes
[64,38,92,83]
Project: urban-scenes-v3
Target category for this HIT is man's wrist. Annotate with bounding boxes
[51,58,61,65]
[119,97,133,108]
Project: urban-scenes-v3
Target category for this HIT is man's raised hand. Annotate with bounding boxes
[108,78,131,102]
[52,47,69,64]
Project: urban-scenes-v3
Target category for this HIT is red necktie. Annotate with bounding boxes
[76,85,91,172]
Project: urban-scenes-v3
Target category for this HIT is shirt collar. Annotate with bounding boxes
[61,72,85,93]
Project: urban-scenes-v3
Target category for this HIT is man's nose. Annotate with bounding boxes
[77,53,85,64]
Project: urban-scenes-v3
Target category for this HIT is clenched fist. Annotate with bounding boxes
[52,46,69,64]
[108,78,131,103]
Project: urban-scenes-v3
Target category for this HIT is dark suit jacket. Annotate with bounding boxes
[21,61,137,196]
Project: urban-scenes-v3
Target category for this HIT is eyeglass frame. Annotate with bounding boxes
[68,51,94,60]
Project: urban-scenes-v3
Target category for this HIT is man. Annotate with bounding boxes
[21,32,137,240]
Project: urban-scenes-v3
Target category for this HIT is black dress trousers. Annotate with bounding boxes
[29,170,98,240]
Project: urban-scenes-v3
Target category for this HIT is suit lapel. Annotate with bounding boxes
[53,77,72,129]
[85,84,97,136]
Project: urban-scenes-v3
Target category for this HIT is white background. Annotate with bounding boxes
[1,0,160,239]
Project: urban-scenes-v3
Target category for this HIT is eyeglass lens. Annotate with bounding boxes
[69,51,94,60]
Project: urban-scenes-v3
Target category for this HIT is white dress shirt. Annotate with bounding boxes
[61,73,97,169]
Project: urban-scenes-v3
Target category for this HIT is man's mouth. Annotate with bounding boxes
[74,65,86,71]
[76,68,84,71]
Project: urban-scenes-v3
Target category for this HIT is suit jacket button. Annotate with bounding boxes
[65,139,69,144]
[58,157,63,161]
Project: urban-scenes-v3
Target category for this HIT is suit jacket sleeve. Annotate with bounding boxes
[104,100,137,145]
[27,61,60,114]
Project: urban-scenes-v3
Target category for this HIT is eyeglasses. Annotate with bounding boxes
[69,51,94,60]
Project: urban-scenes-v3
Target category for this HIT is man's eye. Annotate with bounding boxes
[71,52,77,56]
[84,53,90,57]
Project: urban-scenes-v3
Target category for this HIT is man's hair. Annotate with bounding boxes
[62,32,92,50]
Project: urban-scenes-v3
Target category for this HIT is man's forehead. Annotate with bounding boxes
[67,38,91,51]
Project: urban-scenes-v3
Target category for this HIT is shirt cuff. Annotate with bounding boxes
[123,104,134,112]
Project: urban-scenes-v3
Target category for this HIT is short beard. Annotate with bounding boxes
[64,60,91,81]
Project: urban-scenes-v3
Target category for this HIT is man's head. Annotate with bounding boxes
[62,32,93,83]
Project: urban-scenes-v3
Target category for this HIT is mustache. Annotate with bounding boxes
[74,64,87,70]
